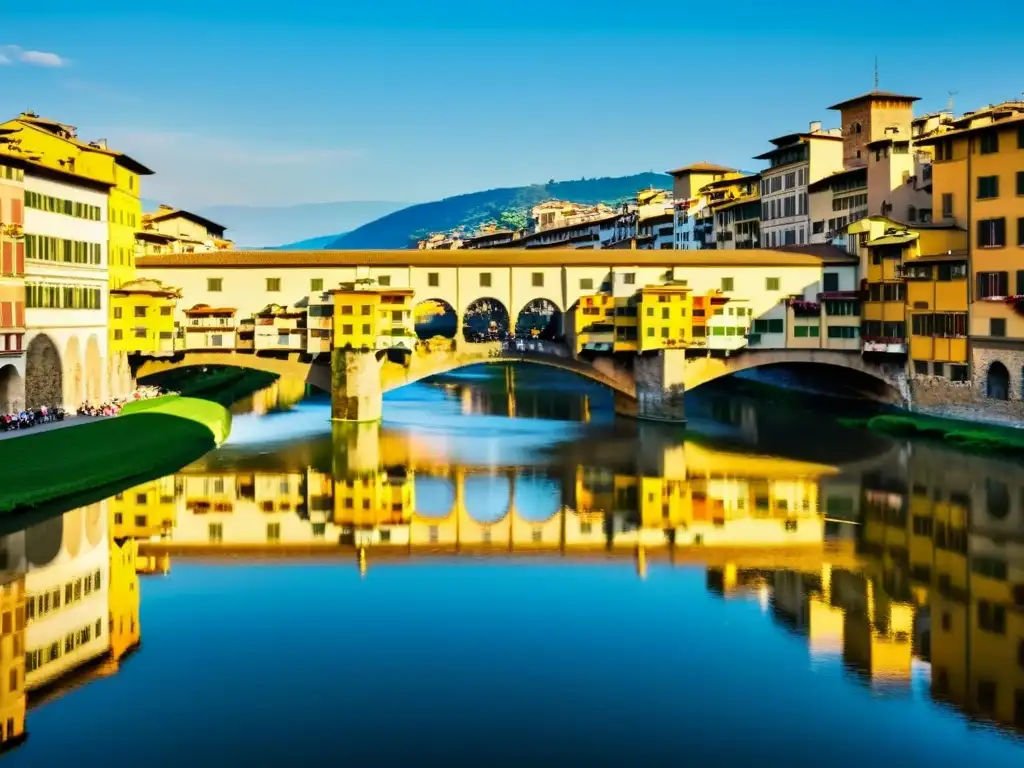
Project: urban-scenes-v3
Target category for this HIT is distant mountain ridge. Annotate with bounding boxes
[326,173,673,250]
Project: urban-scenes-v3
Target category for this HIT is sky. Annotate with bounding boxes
[2,1,1024,210]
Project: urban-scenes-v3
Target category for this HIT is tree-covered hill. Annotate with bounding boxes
[327,172,671,249]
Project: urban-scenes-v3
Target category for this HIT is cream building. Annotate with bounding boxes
[667,162,741,250]
[136,205,232,256]
[23,504,111,690]
[22,163,117,409]
[808,167,869,243]
[756,123,844,248]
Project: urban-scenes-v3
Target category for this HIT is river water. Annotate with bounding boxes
[1,367,1022,764]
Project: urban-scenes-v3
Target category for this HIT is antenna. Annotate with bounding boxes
[873,57,879,90]
[947,91,958,113]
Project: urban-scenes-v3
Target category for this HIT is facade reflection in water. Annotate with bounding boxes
[0,374,1023,751]
[0,499,139,754]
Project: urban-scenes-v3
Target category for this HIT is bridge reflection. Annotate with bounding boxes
[0,439,1022,752]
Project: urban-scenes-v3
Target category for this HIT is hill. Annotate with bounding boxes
[267,234,343,250]
[326,173,672,249]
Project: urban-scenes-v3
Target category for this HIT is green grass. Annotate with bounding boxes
[145,366,279,408]
[839,413,1024,457]
[0,396,230,514]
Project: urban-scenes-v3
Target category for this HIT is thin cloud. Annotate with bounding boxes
[0,45,68,68]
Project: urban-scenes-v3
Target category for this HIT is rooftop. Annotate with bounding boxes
[665,162,736,176]
[143,205,227,235]
[138,246,857,270]
[827,91,921,111]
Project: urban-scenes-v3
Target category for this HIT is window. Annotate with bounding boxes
[941,193,953,219]
[207,278,222,292]
[133,306,146,318]
[976,271,1009,298]
[377,276,391,287]
[113,307,122,319]
[531,272,544,287]
[827,326,859,339]
[766,277,780,291]
[1018,218,1024,247]
[622,273,636,285]
[1019,126,1024,149]
[211,334,223,347]
[266,277,281,292]
[580,278,594,290]
[977,218,1006,248]
[979,132,999,154]
[341,305,353,315]
[428,272,439,287]
[310,278,324,292]
[752,318,784,334]
[1017,172,1024,196]
[793,325,819,338]
[978,175,1000,199]
[823,273,839,292]
[479,272,492,288]
[721,277,734,292]
[342,324,353,334]
[160,306,172,315]
[991,318,1006,337]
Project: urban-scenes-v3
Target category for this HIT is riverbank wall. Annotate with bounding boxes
[0,395,230,516]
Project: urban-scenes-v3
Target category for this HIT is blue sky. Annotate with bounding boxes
[2,1,1023,209]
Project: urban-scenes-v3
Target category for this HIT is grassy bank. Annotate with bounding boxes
[839,413,1024,457]
[0,395,230,514]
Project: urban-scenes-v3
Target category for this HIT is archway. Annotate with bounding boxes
[414,299,458,340]
[515,298,563,341]
[85,335,103,404]
[0,364,24,413]
[64,336,83,408]
[25,333,63,409]
[413,474,457,518]
[512,469,562,522]
[26,513,63,568]
[986,361,1010,401]
[463,297,510,342]
[464,473,512,523]
[84,502,105,547]
[62,506,84,560]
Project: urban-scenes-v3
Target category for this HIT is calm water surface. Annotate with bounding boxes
[2,367,1023,765]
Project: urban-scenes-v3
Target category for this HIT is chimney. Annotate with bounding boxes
[809,121,822,134]
[91,139,108,149]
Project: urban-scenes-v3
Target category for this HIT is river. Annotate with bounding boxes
[1,367,1022,764]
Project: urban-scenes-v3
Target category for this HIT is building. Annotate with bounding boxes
[666,163,741,250]
[182,304,237,350]
[136,205,232,256]
[516,201,623,250]
[635,283,693,352]
[0,153,26,413]
[756,123,844,248]
[634,189,675,250]
[564,293,615,354]
[21,160,113,409]
[808,168,869,243]
[0,575,26,753]
[253,304,307,353]
[915,102,1024,412]
[109,278,180,355]
[332,283,415,351]
[699,174,762,250]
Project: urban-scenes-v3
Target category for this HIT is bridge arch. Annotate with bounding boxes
[464,473,512,523]
[683,349,906,405]
[463,297,510,343]
[414,298,458,340]
[0,364,24,413]
[513,469,562,522]
[515,298,563,341]
[26,512,63,568]
[25,333,63,409]
[986,360,1010,400]
[413,474,456,518]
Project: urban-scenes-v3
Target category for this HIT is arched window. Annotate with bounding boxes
[987,361,1010,400]
[984,478,1011,520]
[854,122,863,134]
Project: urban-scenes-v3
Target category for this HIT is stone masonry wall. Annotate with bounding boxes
[633,348,687,423]
[331,349,383,422]
[908,345,1024,426]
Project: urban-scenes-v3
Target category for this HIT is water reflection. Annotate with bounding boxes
[1,373,1023,758]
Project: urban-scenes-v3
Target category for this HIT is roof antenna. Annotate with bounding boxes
[873,57,879,90]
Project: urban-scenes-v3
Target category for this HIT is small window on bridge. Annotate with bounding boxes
[580,278,593,290]
[479,272,492,288]
[311,278,324,291]
[378,276,392,287]
[532,272,544,287]
[766,277,780,291]
[721,277,734,292]
[266,278,281,292]
[428,272,440,287]
[207,278,222,292]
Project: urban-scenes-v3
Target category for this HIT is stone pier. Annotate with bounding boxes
[331,349,383,422]
[632,348,687,423]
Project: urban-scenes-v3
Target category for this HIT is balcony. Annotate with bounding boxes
[861,338,906,355]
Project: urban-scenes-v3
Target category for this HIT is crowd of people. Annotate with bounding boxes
[2,385,169,432]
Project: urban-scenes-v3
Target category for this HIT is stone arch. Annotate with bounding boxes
[414,299,458,340]
[463,297,510,342]
[514,298,563,340]
[413,473,457,518]
[85,334,103,404]
[512,469,562,522]
[26,513,63,568]
[0,364,24,413]
[25,333,63,409]
[119,353,134,397]
[84,502,105,548]
[986,360,1009,401]
[62,506,84,560]
[464,473,512,523]
[64,335,83,408]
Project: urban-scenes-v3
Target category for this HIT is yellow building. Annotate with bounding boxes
[916,103,1024,402]
[565,293,615,354]
[859,222,970,379]
[111,476,177,539]
[0,112,154,290]
[636,283,693,351]
[105,536,140,668]
[331,283,415,350]
[109,278,181,355]
[0,577,26,753]
[136,205,233,256]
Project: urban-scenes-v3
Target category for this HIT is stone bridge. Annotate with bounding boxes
[134,341,907,424]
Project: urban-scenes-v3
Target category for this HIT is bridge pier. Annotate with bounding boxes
[633,348,687,424]
[331,349,383,422]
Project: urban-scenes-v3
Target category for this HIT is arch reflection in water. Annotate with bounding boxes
[0,499,139,754]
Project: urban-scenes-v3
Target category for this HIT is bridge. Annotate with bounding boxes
[132,247,907,422]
